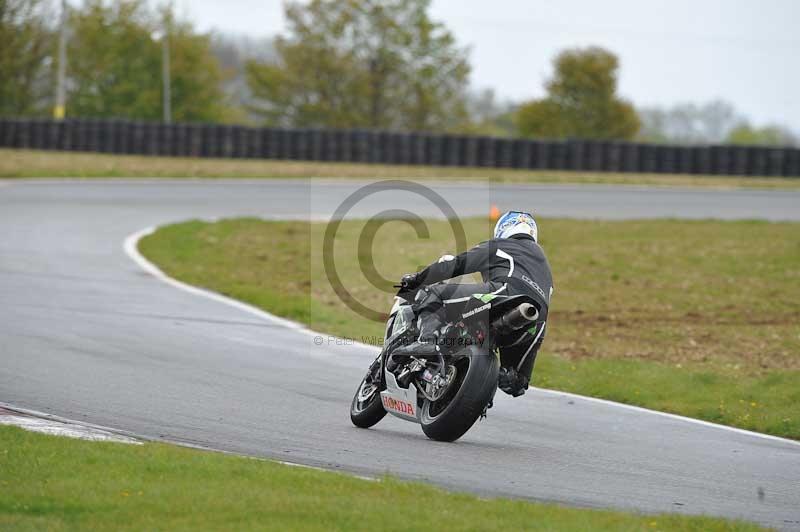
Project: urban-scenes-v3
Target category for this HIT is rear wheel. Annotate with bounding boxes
[420,346,499,442]
[350,360,386,428]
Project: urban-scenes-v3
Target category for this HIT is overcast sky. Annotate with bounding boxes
[170,0,800,131]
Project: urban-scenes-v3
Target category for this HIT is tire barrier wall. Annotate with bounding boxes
[1,118,797,176]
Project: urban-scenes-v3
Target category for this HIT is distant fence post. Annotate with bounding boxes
[549,140,567,171]
[334,130,348,162]
[587,141,605,171]
[640,144,657,173]
[784,147,800,176]
[750,147,768,176]
[476,137,493,167]
[621,142,638,172]
[605,142,622,172]
[352,129,368,163]
[512,139,531,169]
[566,139,583,171]
[767,148,785,176]
[396,132,408,164]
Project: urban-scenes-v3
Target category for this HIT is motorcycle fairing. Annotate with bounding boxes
[380,371,421,423]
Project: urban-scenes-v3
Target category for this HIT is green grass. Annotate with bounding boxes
[3,148,800,189]
[0,425,763,531]
[139,217,800,439]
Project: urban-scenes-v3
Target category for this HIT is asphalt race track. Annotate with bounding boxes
[1,180,799,529]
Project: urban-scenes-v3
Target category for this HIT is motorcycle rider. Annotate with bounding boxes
[395,211,553,398]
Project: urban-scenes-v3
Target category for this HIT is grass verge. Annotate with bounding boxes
[139,217,800,439]
[3,148,800,189]
[0,425,763,530]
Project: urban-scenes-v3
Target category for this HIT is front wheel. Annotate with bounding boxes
[420,346,499,442]
[350,359,386,428]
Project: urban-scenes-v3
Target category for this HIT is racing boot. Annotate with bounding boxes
[392,313,444,357]
[498,367,529,397]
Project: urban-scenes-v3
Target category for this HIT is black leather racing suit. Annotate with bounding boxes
[411,233,553,388]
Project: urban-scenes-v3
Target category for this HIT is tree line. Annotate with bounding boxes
[1,0,795,147]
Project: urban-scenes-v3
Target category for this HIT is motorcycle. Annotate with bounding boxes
[349,285,541,442]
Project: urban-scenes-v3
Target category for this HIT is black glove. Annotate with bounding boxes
[498,367,528,397]
[399,272,421,290]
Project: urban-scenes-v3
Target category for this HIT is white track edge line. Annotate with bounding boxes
[123,225,800,449]
[123,226,378,352]
[0,402,143,442]
[0,402,379,479]
[529,388,800,447]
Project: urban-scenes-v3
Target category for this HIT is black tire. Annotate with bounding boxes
[420,346,499,442]
[350,366,387,428]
